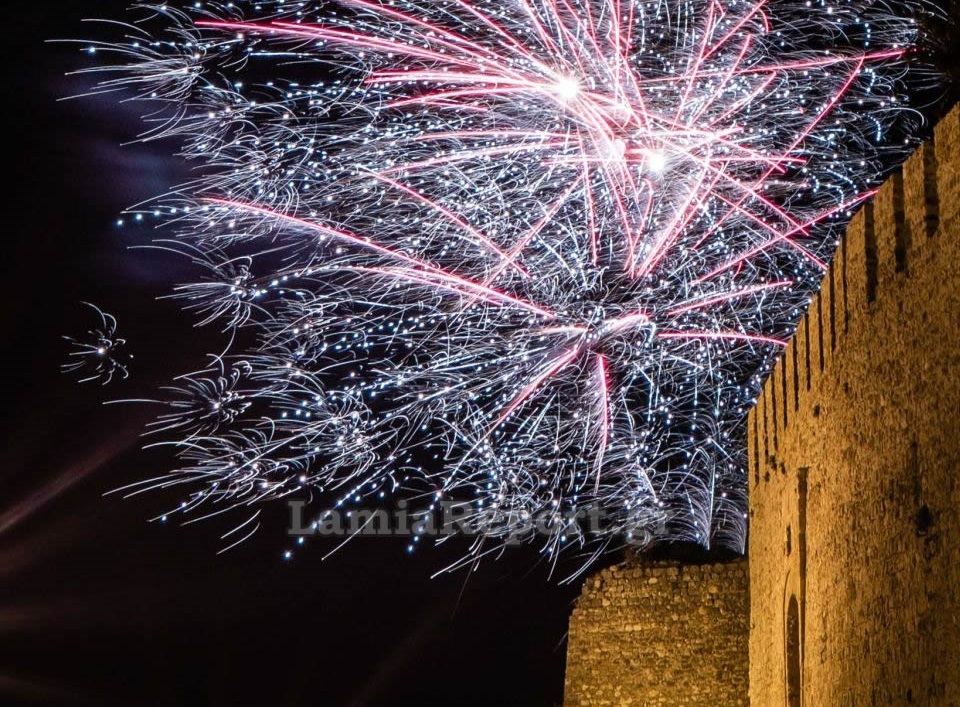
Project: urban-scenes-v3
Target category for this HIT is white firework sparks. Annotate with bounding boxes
[76,0,927,573]
[63,302,132,385]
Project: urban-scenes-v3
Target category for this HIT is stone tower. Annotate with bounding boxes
[564,558,749,706]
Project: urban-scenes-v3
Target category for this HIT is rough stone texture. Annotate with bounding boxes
[564,558,749,706]
[747,103,960,706]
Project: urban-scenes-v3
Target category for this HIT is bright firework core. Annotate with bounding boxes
[552,75,582,100]
[86,0,923,572]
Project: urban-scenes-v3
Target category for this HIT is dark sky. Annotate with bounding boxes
[1,4,591,705]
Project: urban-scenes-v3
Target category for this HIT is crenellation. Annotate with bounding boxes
[933,104,960,225]
[901,141,939,246]
[769,361,780,448]
[864,201,879,303]
[826,264,837,354]
[840,227,850,335]
[811,277,829,387]
[842,206,871,322]
[791,326,800,410]
[814,293,825,377]
[750,413,761,486]
[801,311,811,393]
[783,335,794,418]
[760,385,770,465]
[873,169,907,278]
[780,355,789,429]
[781,340,794,428]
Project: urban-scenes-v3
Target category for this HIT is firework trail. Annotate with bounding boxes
[75,0,927,572]
[62,303,131,385]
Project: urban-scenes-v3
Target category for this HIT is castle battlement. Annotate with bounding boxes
[565,104,960,706]
[747,103,960,706]
[748,104,959,471]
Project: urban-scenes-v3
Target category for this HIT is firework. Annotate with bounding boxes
[62,303,131,385]
[78,0,925,573]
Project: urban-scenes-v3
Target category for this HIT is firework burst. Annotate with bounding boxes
[62,303,132,385]
[77,0,927,573]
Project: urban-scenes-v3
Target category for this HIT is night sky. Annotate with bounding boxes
[2,4,592,705]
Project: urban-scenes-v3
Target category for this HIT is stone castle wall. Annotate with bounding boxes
[564,106,960,706]
[747,104,960,706]
[563,559,749,706]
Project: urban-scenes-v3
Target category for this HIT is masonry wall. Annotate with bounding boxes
[747,104,960,706]
[564,559,749,706]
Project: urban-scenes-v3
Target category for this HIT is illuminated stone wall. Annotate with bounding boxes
[747,103,960,706]
[563,558,749,706]
[563,105,960,706]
